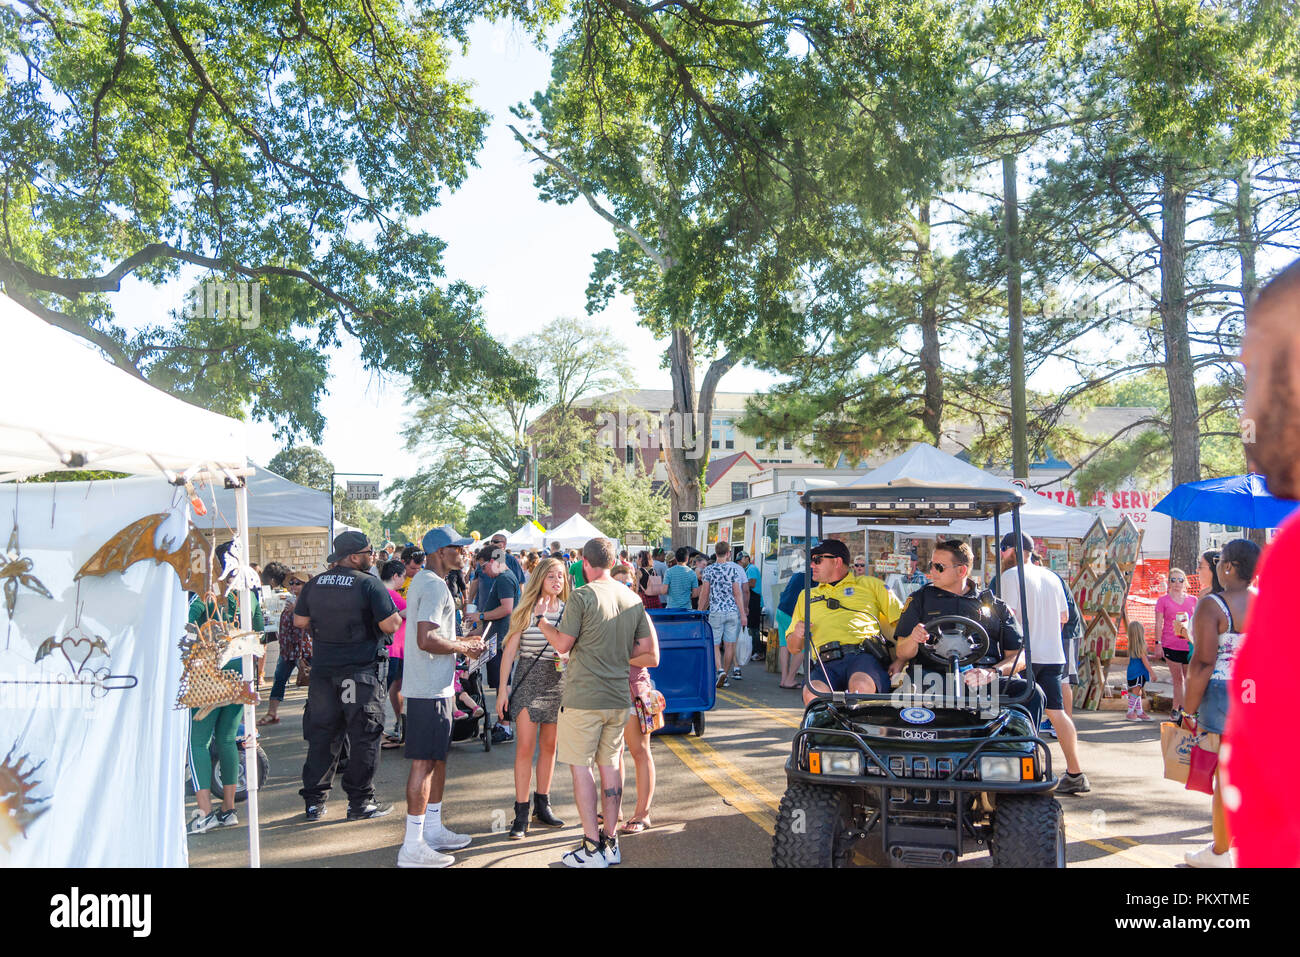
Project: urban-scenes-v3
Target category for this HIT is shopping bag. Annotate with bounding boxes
[1186,741,1220,795]
[1161,720,1196,784]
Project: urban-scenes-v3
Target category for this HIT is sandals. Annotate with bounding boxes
[778,683,800,690]
[381,738,403,749]
[256,714,280,726]
[620,818,651,834]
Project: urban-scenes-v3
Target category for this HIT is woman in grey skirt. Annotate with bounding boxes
[497,556,571,838]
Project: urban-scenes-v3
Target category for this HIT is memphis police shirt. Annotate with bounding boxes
[296,567,397,676]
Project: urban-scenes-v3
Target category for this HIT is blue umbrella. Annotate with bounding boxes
[1153,473,1299,529]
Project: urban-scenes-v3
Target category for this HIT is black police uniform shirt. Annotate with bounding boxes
[295,565,398,677]
[893,581,1023,668]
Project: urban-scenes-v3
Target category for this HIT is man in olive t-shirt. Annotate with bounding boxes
[536,537,658,867]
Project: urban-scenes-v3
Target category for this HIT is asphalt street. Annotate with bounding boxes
[188,646,1214,868]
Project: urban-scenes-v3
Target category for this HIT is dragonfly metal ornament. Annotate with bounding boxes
[3,523,54,649]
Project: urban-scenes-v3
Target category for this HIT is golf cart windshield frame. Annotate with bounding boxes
[798,485,1036,707]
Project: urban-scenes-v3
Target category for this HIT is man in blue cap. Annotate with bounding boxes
[398,524,487,867]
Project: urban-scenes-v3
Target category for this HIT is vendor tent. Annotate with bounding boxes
[0,294,245,481]
[1,292,263,868]
[544,512,610,548]
[189,466,332,530]
[507,521,545,550]
[777,443,1098,539]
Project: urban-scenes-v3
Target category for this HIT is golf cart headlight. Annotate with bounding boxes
[980,756,1020,782]
[811,749,862,776]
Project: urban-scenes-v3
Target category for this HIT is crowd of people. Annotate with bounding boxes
[177,256,1300,871]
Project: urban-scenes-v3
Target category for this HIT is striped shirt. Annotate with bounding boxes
[516,603,565,663]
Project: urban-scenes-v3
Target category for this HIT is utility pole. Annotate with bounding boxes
[1003,154,1030,479]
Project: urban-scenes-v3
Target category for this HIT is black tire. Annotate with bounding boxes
[772,782,856,868]
[692,712,706,737]
[209,744,270,803]
[482,728,492,752]
[990,793,1066,868]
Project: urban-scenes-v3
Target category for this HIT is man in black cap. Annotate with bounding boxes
[292,530,402,820]
[786,538,911,705]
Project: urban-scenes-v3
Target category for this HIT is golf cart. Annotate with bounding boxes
[771,483,1065,868]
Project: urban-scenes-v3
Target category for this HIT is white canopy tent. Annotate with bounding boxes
[507,521,545,550]
[777,443,1098,539]
[0,294,246,482]
[0,292,263,867]
[543,512,613,549]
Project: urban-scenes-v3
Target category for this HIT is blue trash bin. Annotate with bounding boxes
[647,609,717,736]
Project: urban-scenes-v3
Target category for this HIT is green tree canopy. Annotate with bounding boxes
[2,0,535,440]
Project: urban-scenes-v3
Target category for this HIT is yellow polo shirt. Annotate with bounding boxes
[794,574,902,651]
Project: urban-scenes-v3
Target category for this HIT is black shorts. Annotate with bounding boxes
[1031,664,1065,711]
[405,696,453,762]
[1161,646,1191,665]
[387,657,404,688]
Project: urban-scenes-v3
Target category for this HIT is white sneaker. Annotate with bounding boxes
[398,842,455,868]
[188,809,218,834]
[561,837,608,868]
[423,824,472,850]
[731,667,743,681]
[1185,842,1234,868]
[601,835,622,865]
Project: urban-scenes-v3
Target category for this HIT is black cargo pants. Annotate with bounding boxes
[299,664,386,807]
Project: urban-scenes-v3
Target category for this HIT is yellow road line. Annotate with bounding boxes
[680,734,784,813]
[715,689,803,729]
[1112,834,1185,865]
[660,735,775,836]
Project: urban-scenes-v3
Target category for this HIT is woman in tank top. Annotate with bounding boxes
[1183,538,1260,869]
[497,557,570,839]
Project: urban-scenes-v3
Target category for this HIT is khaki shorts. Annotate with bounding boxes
[555,706,630,768]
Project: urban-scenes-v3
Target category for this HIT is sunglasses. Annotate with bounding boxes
[1169,577,1186,583]
[928,561,948,573]
[852,562,865,568]
[811,555,836,565]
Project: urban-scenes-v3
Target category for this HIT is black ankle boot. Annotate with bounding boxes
[509,801,529,839]
[532,792,565,828]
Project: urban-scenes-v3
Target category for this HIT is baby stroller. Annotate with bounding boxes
[452,634,495,752]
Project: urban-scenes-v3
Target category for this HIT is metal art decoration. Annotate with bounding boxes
[0,743,51,852]
[0,670,138,698]
[3,522,54,647]
[175,619,258,720]
[35,625,110,677]
[75,512,211,596]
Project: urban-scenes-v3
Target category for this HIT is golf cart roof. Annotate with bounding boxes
[800,481,1026,524]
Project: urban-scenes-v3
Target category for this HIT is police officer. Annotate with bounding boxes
[293,531,402,821]
[892,539,1045,726]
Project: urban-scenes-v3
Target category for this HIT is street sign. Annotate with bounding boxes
[678,511,698,525]
[346,481,380,500]
[517,488,534,517]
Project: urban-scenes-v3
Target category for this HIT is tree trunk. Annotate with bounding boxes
[916,199,943,444]
[666,327,701,548]
[1003,155,1029,477]
[1235,165,1258,310]
[1160,166,1202,572]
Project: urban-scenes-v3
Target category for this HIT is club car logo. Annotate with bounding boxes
[900,707,935,725]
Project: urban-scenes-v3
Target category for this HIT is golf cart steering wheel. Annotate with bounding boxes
[916,614,990,669]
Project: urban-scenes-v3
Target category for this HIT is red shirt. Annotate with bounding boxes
[1224,510,1300,867]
